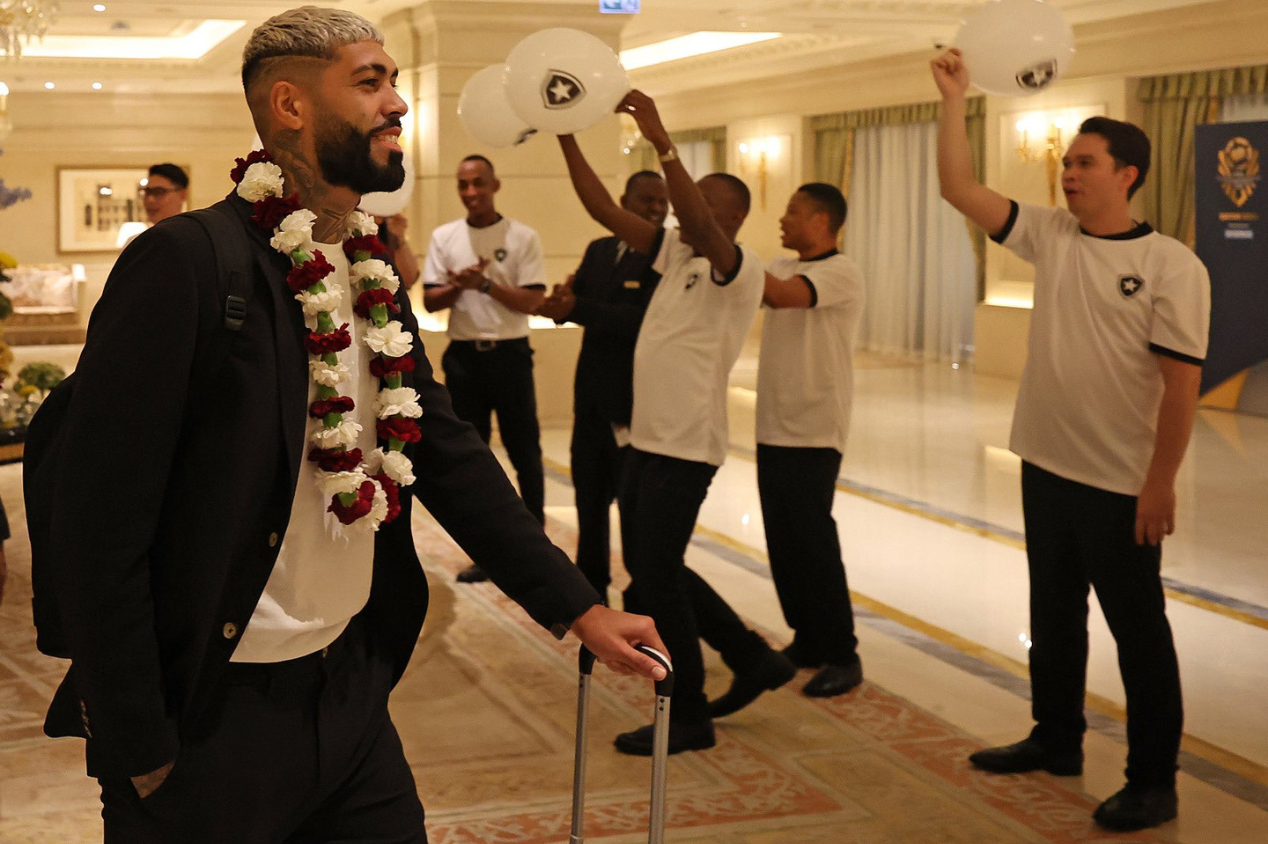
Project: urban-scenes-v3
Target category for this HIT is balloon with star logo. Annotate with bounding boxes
[955,0,1075,97]
[503,28,630,135]
[458,64,538,149]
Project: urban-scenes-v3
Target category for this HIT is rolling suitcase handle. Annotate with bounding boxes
[570,644,674,844]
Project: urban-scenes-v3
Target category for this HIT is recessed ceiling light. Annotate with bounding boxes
[619,32,782,71]
[44,81,55,90]
[93,4,106,11]
[91,82,103,90]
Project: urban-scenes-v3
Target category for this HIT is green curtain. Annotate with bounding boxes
[628,126,727,174]
[1138,67,1268,245]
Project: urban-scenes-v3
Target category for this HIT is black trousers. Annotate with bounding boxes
[756,444,858,665]
[441,338,545,524]
[619,448,768,724]
[570,398,626,595]
[1021,461,1183,787]
[98,619,427,843]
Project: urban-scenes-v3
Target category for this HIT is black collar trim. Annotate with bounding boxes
[802,248,839,262]
[1080,221,1153,240]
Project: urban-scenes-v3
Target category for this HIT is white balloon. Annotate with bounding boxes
[955,0,1075,98]
[503,28,630,135]
[359,152,415,218]
[458,64,537,148]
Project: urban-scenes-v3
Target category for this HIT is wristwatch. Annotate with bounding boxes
[479,277,493,294]
[658,146,679,164]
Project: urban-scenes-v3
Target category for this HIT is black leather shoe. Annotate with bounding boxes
[708,649,797,718]
[614,720,715,756]
[968,738,1083,776]
[780,641,819,669]
[1093,784,1178,831]
[456,564,489,583]
[802,658,863,698]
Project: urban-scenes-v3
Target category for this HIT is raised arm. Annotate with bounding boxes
[618,90,737,276]
[558,135,658,253]
[933,49,1012,237]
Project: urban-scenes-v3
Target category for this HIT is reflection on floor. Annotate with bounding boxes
[1,351,1266,842]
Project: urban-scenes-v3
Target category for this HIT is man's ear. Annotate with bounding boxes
[492,177,502,195]
[271,80,306,131]
[1119,164,1140,196]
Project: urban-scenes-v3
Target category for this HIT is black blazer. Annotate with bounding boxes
[44,194,598,779]
[566,236,660,427]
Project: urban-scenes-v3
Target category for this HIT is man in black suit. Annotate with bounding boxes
[37,8,665,843]
[537,171,667,602]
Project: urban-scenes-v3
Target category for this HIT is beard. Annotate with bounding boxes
[315,114,405,195]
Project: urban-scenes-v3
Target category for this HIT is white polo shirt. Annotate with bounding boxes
[997,201,1211,495]
[422,216,546,340]
[630,228,764,467]
[757,250,866,454]
[234,243,376,663]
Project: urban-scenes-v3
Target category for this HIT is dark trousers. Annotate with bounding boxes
[442,338,545,523]
[1022,461,1183,787]
[98,620,427,843]
[757,444,858,665]
[570,400,626,595]
[619,448,768,724]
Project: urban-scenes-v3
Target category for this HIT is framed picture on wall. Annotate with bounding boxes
[56,167,150,253]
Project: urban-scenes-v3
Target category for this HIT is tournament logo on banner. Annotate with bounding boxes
[1195,121,1268,410]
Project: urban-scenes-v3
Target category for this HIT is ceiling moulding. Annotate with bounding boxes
[19,20,246,61]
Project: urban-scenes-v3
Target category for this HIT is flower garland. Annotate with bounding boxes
[231,150,419,533]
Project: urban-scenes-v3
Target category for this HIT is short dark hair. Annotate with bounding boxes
[796,182,847,233]
[460,154,495,177]
[1078,116,1151,199]
[701,172,751,216]
[624,170,663,194]
[148,163,189,189]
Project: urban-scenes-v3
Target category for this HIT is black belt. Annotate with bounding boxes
[450,337,529,352]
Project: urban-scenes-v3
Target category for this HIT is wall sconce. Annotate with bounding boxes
[1015,115,1073,207]
[738,136,781,211]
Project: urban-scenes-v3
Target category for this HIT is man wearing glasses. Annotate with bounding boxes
[143,163,189,224]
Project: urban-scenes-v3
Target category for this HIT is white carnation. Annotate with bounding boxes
[374,387,422,419]
[350,258,400,294]
[364,322,413,357]
[318,470,369,498]
[295,282,345,317]
[347,209,378,238]
[310,418,363,449]
[309,359,351,388]
[380,449,416,486]
[236,162,284,202]
[271,229,310,255]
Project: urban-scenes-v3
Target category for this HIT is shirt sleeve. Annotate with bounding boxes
[802,255,865,311]
[992,200,1072,265]
[514,229,548,288]
[1149,249,1211,364]
[421,230,446,287]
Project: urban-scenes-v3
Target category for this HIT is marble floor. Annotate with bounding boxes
[1,346,1266,842]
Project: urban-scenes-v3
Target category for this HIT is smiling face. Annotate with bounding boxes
[310,40,408,195]
[1061,132,1137,223]
[621,175,668,227]
[457,158,499,224]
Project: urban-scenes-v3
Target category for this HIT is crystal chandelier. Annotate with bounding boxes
[1,0,60,59]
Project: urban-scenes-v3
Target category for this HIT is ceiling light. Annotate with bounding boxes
[91,81,102,90]
[0,0,61,59]
[93,3,106,10]
[620,32,781,71]
[44,81,55,89]
[20,19,245,60]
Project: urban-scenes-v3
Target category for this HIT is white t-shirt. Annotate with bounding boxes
[630,228,764,466]
[757,250,866,454]
[998,201,1211,495]
[233,243,377,663]
[422,216,546,340]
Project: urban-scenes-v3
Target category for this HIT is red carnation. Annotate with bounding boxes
[230,149,272,184]
[328,480,377,525]
[374,473,402,524]
[308,447,364,472]
[304,324,352,355]
[377,417,421,444]
[354,287,400,318]
[287,251,336,293]
[252,194,302,231]
[344,234,386,260]
[369,355,416,378]
[309,396,355,418]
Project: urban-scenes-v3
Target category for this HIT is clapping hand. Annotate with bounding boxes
[536,274,577,321]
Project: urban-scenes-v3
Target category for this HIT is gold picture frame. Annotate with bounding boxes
[56,167,150,253]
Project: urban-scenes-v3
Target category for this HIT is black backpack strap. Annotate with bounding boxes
[187,205,254,332]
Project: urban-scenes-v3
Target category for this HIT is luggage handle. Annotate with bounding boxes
[571,645,674,844]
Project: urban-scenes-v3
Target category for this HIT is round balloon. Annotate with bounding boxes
[458,64,538,148]
[954,0,1075,98]
[503,28,630,135]
[359,152,415,218]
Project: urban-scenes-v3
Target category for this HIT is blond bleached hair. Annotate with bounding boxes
[241,6,383,92]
